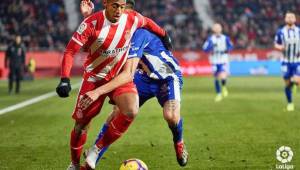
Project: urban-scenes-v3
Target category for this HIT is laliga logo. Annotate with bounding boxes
[276,146,293,163]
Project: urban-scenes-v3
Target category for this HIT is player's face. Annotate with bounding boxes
[285,13,296,26]
[105,0,126,23]
[213,24,222,35]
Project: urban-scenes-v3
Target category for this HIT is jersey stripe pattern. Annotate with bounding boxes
[128,29,181,80]
[202,34,233,64]
[275,26,300,63]
[71,10,144,82]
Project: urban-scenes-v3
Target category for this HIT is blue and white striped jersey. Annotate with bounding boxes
[128,29,181,80]
[202,34,233,64]
[275,26,300,63]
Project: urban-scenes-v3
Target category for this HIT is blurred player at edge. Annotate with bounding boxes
[274,12,300,112]
[79,0,188,167]
[203,23,233,102]
[55,0,172,169]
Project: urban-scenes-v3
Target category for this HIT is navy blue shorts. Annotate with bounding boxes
[212,63,229,77]
[134,72,183,107]
[281,62,300,80]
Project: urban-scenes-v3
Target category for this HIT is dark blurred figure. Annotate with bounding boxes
[5,35,26,94]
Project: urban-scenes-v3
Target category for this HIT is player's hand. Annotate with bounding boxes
[56,78,72,98]
[79,91,100,110]
[161,31,173,50]
[81,0,94,18]
[275,44,285,51]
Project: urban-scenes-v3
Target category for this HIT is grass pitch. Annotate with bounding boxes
[0,77,299,170]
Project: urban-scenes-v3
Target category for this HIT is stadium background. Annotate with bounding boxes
[1,0,299,78]
[0,0,300,169]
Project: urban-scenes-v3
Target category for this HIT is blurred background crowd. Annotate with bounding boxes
[0,0,298,51]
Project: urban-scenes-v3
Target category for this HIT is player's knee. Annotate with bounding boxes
[163,112,179,125]
[74,122,89,134]
[163,100,180,124]
[163,110,179,125]
[122,105,139,118]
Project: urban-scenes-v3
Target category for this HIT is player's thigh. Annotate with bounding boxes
[72,80,107,126]
[218,64,228,79]
[218,72,227,79]
[134,74,155,107]
[111,82,139,118]
[212,64,219,77]
[282,63,292,81]
[156,76,182,107]
[292,64,300,83]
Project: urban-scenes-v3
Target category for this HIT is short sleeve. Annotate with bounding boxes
[203,37,213,52]
[71,20,94,46]
[274,29,283,45]
[226,36,233,51]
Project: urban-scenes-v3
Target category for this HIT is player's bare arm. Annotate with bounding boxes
[274,43,285,51]
[79,58,140,110]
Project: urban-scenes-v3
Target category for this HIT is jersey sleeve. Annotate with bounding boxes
[71,18,94,46]
[202,37,213,52]
[226,36,234,51]
[128,30,150,59]
[274,29,283,45]
[60,16,96,78]
[134,11,166,37]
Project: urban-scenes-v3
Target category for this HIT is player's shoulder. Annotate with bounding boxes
[276,26,286,33]
[125,9,139,16]
[206,35,213,40]
[125,9,144,20]
[84,11,104,23]
[134,28,151,35]
[132,29,153,42]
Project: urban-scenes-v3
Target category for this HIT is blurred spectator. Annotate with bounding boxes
[135,0,203,50]
[210,0,300,49]
[24,57,36,81]
[0,0,70,51]
[1,0,299,51]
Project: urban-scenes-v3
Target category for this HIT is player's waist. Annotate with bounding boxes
[212,51,229,55]
[282,57,300,63]
[135,69,182,81]
[83,67,121,82]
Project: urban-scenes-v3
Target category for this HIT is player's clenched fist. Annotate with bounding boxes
[81,0,94,18]
[56,78,72,98]
[79,91,100,110]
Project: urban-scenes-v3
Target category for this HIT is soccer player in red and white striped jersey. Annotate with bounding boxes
[55,0,167,169]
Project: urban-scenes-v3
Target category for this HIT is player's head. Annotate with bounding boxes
[15,35,22,45]
[212,23,222,35]
[126,0,135,10]
[104,0,126,23]
[285,12,297,26]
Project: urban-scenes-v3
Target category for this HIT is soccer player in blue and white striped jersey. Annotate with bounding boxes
[88,28,188,167]
[203,23,233,102]
[274,12,300,111]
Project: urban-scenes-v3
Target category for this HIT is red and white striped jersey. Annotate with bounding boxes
[61,10,165,82]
